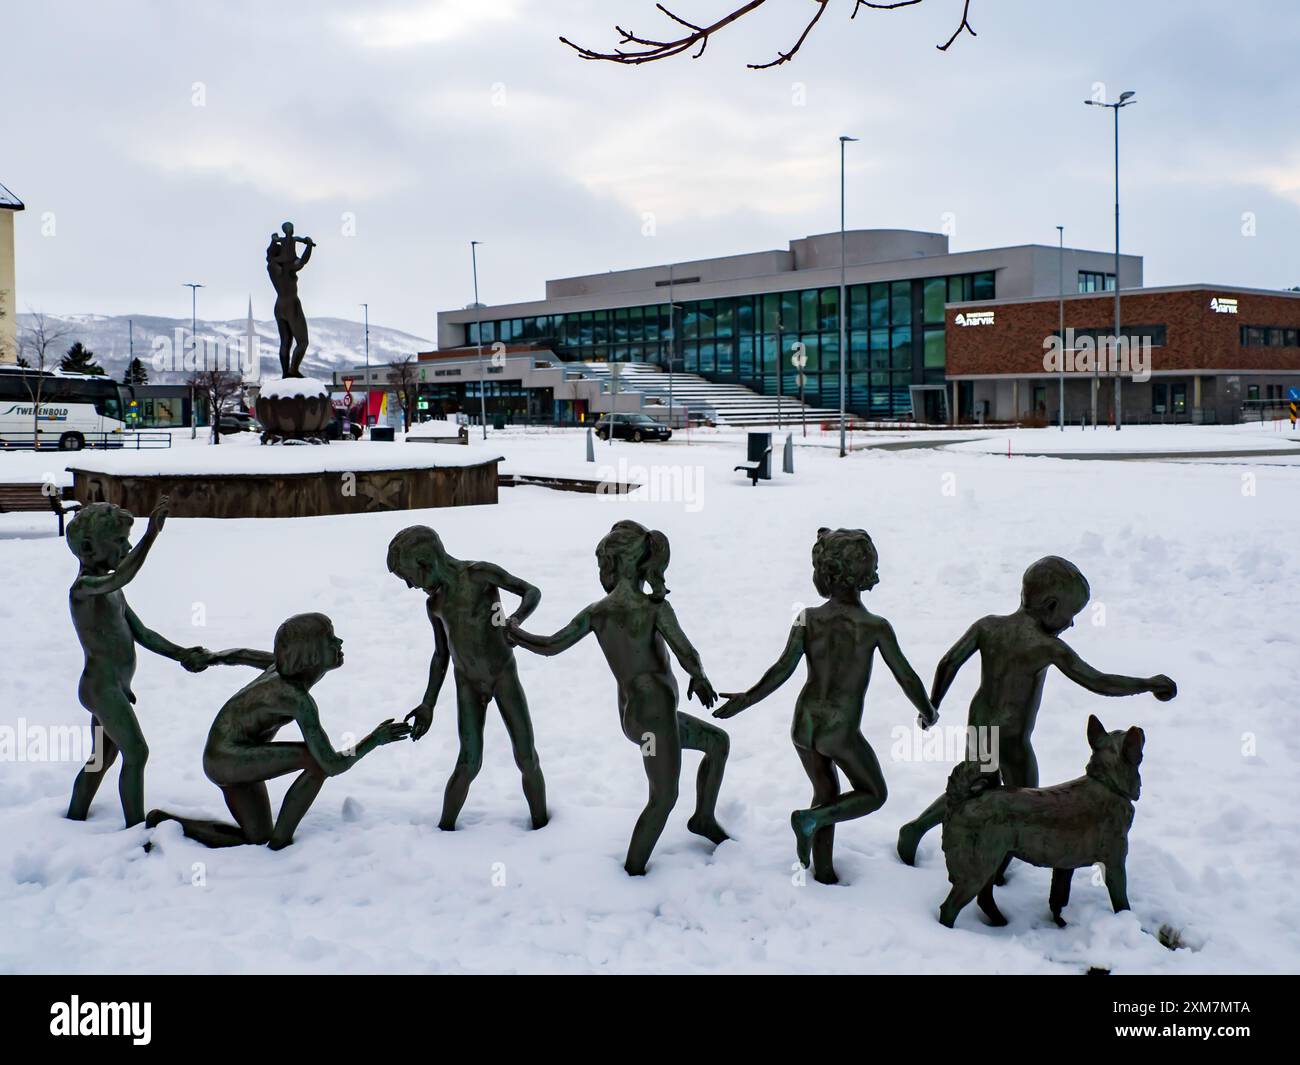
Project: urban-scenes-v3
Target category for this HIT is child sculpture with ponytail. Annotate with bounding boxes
[508,520,731,876]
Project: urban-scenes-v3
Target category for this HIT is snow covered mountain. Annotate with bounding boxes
[14,312,431,383]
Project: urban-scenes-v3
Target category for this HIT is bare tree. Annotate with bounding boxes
[189,367,244,445]
[18,310,72,447]
[387,355,420,433]
[561,0,976,68]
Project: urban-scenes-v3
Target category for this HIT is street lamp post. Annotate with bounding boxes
[470,241,487,440]
[1057,225,1065,431]
[838,135,858,458]
[184,282,204,439]
[1086,90,1136,431]
[360,301,370,432]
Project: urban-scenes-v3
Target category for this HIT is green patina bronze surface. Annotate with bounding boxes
[896,555,1176,869]
[508,520,729,876]
[387,526,548,831]
[714,528,936,885]
[66,497,211,828]
[146,613,410,848]
[939,715,1146,928]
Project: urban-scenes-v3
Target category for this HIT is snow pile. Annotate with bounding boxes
[0,430,1296,974]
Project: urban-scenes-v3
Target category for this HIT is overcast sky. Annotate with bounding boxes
[3,0,1298,338]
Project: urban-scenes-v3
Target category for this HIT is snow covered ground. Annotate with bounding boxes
[1,427,1297,974]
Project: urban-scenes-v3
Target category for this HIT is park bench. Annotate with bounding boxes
[0,482,81,536]
[734,440,773,486]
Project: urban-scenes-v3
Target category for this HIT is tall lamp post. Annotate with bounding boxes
[1086,90,1136,431]
[1057,225,1065,431]
[184,282,204,439]
[359,302,370,431]
[470,241,487,440]
[838,135,858,458]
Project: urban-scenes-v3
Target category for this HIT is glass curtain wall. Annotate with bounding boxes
[465,270,994,417]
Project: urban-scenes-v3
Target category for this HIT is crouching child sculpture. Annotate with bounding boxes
[939,714,1145,929]
[146,613,410,848]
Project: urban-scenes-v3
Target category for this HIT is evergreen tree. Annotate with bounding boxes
[61,341,105,375]
[122,357,149,385]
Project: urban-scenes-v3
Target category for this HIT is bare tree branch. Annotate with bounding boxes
[853,0,975,51]
[561,0,977,67]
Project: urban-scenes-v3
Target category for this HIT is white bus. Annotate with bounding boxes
[0,367,132,450]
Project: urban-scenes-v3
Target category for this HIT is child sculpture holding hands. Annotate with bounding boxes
[715,528,937,885]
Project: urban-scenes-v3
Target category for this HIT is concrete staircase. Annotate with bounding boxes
[572,361,841,428]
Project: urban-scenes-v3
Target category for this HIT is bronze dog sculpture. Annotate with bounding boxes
[939,715,1144,929]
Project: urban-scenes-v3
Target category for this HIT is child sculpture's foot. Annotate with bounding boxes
[531,812,550,830]
[687,814,730,845]
[791,809,817,869]
[145,809,170,830]
[896,822,922,866]
[813,865,840,886]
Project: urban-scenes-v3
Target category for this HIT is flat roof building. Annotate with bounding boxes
[434,230,1140,420]
[946,284,1300,425]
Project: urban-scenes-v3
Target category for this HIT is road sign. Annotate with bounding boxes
[1289,387,1299,402]
[343,376,355,394]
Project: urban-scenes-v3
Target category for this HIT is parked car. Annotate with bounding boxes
[217,410,254,433]
[593,413,672,442]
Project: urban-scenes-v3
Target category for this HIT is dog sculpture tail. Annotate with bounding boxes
[944,760,999,820]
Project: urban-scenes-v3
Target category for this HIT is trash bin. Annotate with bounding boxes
[492,413,506,431]
[370,426,395,442]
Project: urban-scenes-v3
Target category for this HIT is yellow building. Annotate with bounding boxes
[0,181,22,366]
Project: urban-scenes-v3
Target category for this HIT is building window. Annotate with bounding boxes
[1240,325,1300,347]
[1078,271,1116,293]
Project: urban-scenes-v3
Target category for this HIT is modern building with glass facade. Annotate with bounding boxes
[434,230,1141,419]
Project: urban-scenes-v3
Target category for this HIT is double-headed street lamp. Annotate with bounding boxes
[839,135,858,458]
[1085,90,1136,431]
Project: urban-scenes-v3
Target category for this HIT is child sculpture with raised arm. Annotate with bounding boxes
[895,555,1176,868]
[508,520,730,876]
[66,497,211,828]
[714,528,937,885]
[145,613,410,848]
[387,525,548,830]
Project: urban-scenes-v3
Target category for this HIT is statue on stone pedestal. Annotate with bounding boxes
[714,528,936,885]
[508,520,730,876]
[146,613,411,849]
[266,221,314,379]
[65,497,211,828]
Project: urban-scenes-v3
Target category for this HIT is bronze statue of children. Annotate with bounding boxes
[145,613,410,848]
[66,498,211,828]
[896,555,1176,868]
[386,526,548,830]
[508,520,730,876]
[714,528,936,885]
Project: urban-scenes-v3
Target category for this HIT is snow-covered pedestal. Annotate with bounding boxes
[254,376,333,444]
[66,445,505,518]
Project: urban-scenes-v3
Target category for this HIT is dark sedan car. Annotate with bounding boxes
[593,413,672,442]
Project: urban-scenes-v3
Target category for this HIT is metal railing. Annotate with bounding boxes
[0,430,172,451]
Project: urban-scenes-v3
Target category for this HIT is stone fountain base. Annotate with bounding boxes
[255,377,333,444]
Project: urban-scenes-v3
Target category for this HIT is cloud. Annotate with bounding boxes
[126,121,416,203]
[336,0,522,49]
